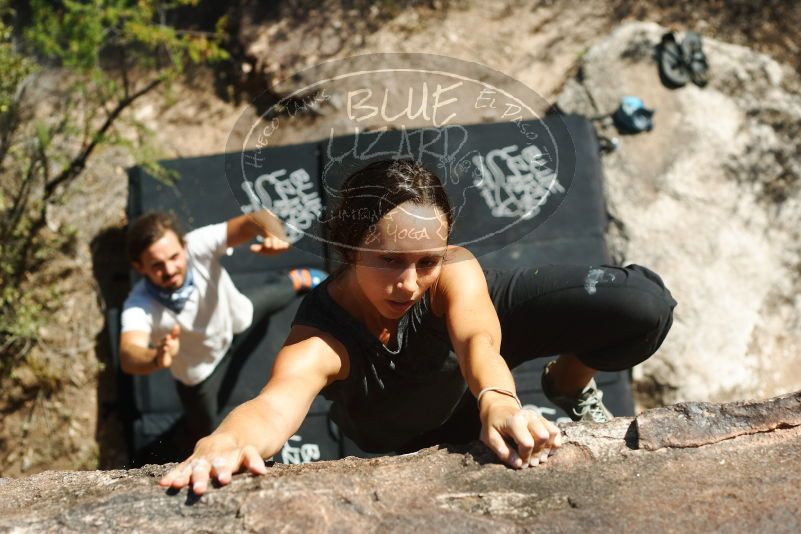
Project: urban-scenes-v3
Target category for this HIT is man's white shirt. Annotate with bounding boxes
[121,223,253,385]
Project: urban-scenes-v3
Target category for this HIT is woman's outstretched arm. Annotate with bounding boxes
[159,326,347,494]
[438,247,561,469]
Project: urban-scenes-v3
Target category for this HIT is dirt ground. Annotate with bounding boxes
[1,0,799,477]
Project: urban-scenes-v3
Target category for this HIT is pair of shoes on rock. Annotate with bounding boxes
[658,30,710,88]
[288,268,328,293]
[541,360,614,423]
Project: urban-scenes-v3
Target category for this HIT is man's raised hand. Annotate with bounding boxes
[249,234,291,256]
[155,324,180,369]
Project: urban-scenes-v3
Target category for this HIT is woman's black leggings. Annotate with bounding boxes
[486,263,677,372]
[397,263,678,452]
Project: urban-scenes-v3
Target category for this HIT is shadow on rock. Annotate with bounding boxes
[90,224,134,469]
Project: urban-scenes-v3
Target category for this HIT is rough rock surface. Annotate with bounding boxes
[636,390,801,451]
[1,392,800,533]
[556,22,801,406]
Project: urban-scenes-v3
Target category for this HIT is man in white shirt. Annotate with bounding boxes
[119,210,326,440]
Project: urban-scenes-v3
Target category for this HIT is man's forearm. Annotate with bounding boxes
[120,343,158,375]
[248,209,287,240]
[226,210,287,248]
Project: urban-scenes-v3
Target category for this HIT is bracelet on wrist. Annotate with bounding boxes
[476,387,522,409]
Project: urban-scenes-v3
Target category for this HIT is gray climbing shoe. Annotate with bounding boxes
[541,360,614,423]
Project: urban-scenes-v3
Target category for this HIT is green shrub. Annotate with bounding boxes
[0,0,229,383]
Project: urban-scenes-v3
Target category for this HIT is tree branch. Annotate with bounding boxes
[43,77,162,199]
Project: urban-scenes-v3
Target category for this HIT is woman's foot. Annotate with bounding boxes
[288,268,328,293]
[541,360,614,423]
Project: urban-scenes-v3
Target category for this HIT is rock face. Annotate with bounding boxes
[1,392,800,532]
[556,22,801,406]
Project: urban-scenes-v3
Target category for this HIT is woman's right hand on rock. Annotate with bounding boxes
[480,398,562,469]
[158,432,268,495]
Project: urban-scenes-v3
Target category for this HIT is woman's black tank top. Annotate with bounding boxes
[290,276,467,452]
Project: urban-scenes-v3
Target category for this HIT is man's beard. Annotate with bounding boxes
[160,271,183,290]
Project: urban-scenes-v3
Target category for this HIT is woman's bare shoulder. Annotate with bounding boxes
[443,244,475,263]
[279,324,351,383]
[430,245,483,317]
[441,245,484,279]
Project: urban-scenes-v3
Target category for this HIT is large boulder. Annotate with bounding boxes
[1,391,799,532]
[556,22,801,406]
